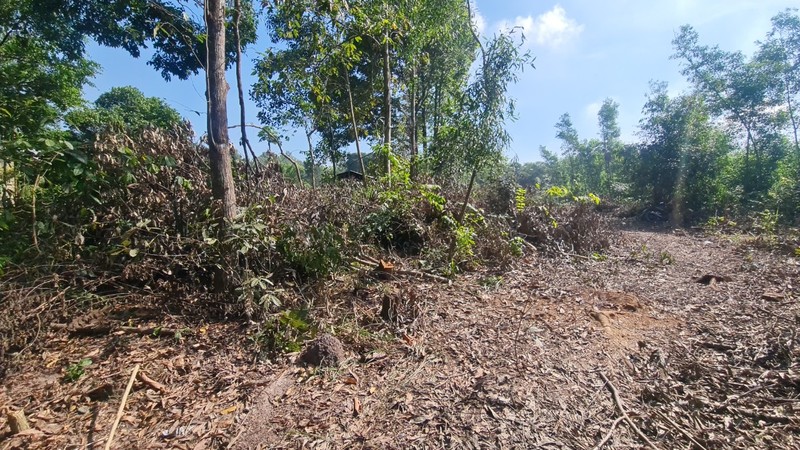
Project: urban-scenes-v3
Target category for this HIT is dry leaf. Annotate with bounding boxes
[762,292,785,302]
[353,397,362,416]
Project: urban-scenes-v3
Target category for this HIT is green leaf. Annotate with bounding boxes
[67,149,89,164]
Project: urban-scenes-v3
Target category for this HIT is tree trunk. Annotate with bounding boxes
[205,0,237,222]
[421,106,428,155]
[784,74,800,157]
[345,70,367,184]
[383,28,392,179]
[233,0,259,179]
[305,127,317,188]
[329,122,337,180]
[409,62,418,181]
[447,167,479,263]
[433,82,441,140]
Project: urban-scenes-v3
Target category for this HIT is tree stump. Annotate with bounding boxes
[7,409,30,434]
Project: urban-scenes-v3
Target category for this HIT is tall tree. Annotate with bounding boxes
[446,0,533,262]
[0,0,97,141]
[2,0,256,222]
[673,25,779,195]
[597,98,621,191]
[206,0,237,221]
[397,0,475,179]
[66,86,183,139]
[555,113,580,186]
[256,0,370,185]
[381,1,394,179]
[637,82,730,223]
[758,8,800,157]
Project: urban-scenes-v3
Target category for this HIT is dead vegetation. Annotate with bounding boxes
[1,227,797,449]
[2,131,798,449]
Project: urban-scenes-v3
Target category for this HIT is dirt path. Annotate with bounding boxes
[232,228,799,449]
[2,228,798,449]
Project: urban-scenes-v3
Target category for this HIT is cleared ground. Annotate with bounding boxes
[2,226,798,449]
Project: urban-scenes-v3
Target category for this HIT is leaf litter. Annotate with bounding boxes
[1,224,799,449]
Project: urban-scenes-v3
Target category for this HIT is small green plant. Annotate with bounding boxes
[514,188,526,212]
[173,327,190,341]
[277,224,346,280]
[659,250,674,265]
[586,192,601,205]
[508,236,525,257]
[703,215,738,234]
[237,271,281,317]
[443,260,459,277]
[453,224,476,259]
[0,255,11,276]
[754,209,779,235]
[64,358,92,382]
[251,308,314,357]
[543,185,600,206]
[546,185,570,198]
[479,275,503,290]
[591,252,608,261]
[632,243,652,260]
[420,184,446,215]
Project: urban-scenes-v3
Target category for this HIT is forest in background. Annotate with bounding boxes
[516,10,800,227]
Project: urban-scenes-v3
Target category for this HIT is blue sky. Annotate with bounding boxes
[84,0,797,163]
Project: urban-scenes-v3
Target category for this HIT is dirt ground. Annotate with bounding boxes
[2,225,799,449]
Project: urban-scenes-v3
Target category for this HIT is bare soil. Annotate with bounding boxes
[2,226,799,449]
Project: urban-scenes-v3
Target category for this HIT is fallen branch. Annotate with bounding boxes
[104,364,140,450]
[592,416,624,450]
[118,326,187,338]
[598,372,658,449]
[52,323,188,338]
[356,254,380,264]
[654,410,708,450]
[393,269,450,283]
[137,371,166,392]
[351,256,379,267]
[349,257,450,283]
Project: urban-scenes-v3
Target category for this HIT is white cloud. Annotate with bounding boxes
[584,100,602,120]
[474,11,486,35]
[470,1,487,35]
[500,5,584,49]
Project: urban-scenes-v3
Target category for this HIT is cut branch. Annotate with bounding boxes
[104,364,140,450]
[598,372,658,449]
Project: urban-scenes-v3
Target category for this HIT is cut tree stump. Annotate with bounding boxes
[7,409,31,434]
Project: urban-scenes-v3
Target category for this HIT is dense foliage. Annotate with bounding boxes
[0,0,549,335]
[523,8,800,226]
